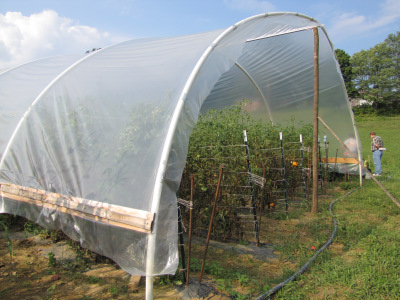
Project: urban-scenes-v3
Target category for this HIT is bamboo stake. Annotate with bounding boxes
[199,165,224,283]
[318,116,400,209]
[186,175,194,287]
[312,26,320,214]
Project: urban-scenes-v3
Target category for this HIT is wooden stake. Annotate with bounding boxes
[199,165,224,283]
[312,26,320,214]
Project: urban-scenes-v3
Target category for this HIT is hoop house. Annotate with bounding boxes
[0,12,361,284]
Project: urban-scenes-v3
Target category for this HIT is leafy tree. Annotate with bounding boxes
[351,31,400,110]
[335,49,358,98]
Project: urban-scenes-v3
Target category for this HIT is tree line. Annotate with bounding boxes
[335,31,400,113]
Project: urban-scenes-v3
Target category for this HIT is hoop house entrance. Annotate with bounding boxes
[0,12,361,297]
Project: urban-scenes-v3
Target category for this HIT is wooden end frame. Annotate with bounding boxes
[0,183,154,233]
[320,157,358,164]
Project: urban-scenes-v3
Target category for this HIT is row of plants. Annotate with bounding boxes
[178,102,316,242]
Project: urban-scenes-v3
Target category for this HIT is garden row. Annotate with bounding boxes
[177,103,327,244]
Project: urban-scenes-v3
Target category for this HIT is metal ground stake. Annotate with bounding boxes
[186,175,194,287]
[243,130,259,244]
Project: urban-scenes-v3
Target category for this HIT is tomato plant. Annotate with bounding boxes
[178,102,313,242]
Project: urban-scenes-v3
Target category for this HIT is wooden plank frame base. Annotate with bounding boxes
[0,182,154,233]
[321,157,358,164]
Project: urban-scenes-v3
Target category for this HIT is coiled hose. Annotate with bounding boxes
[255,187,360,300]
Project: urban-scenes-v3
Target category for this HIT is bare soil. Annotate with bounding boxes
[0,229,276,299]
[0,230,152,299]
[0,195,334,299]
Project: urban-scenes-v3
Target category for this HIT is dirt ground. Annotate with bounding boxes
[0,230,183,299]
[0,198,333,299]
[0,229,275,300]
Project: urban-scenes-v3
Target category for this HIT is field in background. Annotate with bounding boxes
[275,115,400,299]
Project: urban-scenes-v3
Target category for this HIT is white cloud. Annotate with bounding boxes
[224,0,276,13]
[0,10,114,68]
[328,0,400,43]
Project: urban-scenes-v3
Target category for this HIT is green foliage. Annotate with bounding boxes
[79,296,94,300]
[87,276,102,284]
[351,31,400,111]
[47,252,57,268]
[236,273,249,286]
[47,283,57,295]
[335,48,358,98]
[0,219,13,257]
[179,103,313,241]
[23,221,48,238]
[62,241,92,271]
[189,257,202,272]
[108,286,119,296]
[0,214,26,230]
[352,103,376,116]
[118,103,166,157]
[339,181,359,190]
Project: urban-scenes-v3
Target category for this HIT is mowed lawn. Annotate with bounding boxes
[274,115,400,299]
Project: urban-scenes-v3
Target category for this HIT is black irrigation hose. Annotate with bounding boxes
[255,187,361,300]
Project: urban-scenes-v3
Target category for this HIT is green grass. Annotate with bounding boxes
[356,115,400,178]
[274,115,400,299]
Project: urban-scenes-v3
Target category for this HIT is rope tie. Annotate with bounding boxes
[248,172,265,188]
[177,198,193,209]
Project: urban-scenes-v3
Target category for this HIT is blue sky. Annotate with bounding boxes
[1,0,400,67]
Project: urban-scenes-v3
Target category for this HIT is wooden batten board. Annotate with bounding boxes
[0,183,154,233]
[320,157,359,164]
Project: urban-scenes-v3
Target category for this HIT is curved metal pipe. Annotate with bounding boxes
[235,61,274,124]
[145,12,326,300]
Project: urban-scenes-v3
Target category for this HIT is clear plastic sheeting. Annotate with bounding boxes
[0,55,82,159]
[0,13,362,277]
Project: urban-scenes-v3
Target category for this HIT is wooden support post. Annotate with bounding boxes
[312,26,320,214]
[199,165,224,284]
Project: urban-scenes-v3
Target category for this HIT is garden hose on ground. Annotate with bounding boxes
[255,187,361,300]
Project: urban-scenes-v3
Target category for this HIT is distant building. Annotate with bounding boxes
[350,98,372,108]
